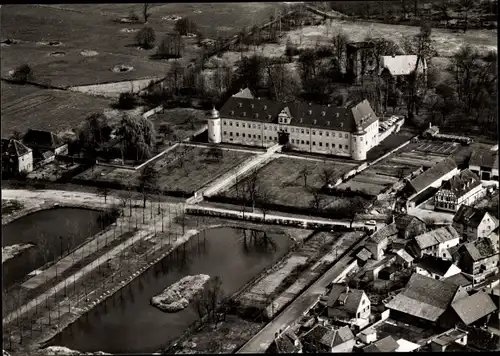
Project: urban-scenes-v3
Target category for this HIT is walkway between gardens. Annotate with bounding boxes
[187,144,282,204]
[2,189,184,326]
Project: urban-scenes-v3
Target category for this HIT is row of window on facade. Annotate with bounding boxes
[222,131,350,149]
[222,121,350,138]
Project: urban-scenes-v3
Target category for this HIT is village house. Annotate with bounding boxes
[1,138,33,174]
[267,330,302,353]
[409,225,461,260]
[452,205,499,242]
[363,255,397,281]
[385,273,469,328]
[391,248,414,268]
[434,169,484,212]
[405,158,459,209]
[430,328,469,352]
[209,91,380,161]
[358,327,377,344]
[327,284,371,328]
[362,335,400,352]
[452,238,499,285]
[443,273,474,292]
[22,129,68,166]
[379,55,428,87]
[469,149,499,181]
[415,255,461,280]
[365,223,399,260]
[394,214,426,240]
[444,291,498,329]
[355,247,373,266]
[301,324,355,353]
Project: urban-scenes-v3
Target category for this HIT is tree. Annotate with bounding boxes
[245,169,261,212]
[285,37,298,62]
[117,92,138,110]
[167,60,184,94]
[11,64,32,83]
[299,166,311,187]
[10,130,23,140]
[158,123,173,140]
[310,189,325,213]
[265,57,300,102]
[233,54,265,93]
[345,197,367,228]
[156,33,183,59]
[174,17,197,36]
[191,276,224,324]
[136,26,155,49]
[143,3,152,23]
[138,165,158,209]
[98,186,110,204]
[459,0,478,33]
[298,49,318,88]
[331,30,348,70]
[213,64,233,95]
[434,0,451,28]
[256,184,274,221]
[116,113,156,162]
[321,167,335,188]
[78,113,112,157]
[400,0,410,19]
[206,146,223,162]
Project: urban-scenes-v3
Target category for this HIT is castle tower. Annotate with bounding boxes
[351,123,367,161]
[207,106,221,144]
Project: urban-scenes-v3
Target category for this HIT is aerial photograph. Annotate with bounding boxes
[1,1,498,355]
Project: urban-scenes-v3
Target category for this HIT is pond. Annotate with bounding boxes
[1,207,113,288]
[48,227,292,354]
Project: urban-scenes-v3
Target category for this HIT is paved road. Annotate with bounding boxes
[237,230,372,353]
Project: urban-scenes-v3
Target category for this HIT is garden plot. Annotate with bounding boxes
[352,172,399,186]
[415,140,460,155]
[369,163,421,179]
[148,108,207,143]
[337,180,388,197]
[74,145,254,195]
[219,156,356,210]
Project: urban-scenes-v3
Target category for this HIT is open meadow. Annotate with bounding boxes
[73,145,254,195]
[1,82,114,137]
[218,156,359,211]
[148,108,207,143]
[1,3,286,88]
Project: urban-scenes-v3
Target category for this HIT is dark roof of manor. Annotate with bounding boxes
[22,129,62,149]
[453,205,488,228]
[451,292,498,325]
[219,97,378,132]
[469,149,499,169]
[1,138,31,157]
[408,158,458,194]
[417,255,457,277]
[440,169,481,198]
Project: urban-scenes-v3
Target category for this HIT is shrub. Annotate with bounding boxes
[136,26,156,49]
[116,92,138,109]
[11,64,33,83]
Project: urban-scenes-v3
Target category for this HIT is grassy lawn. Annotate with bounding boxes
[219,156,358,210]
[74,145,254,195]
[149,108,207,142]
[1,82,114,137]
[366,130,415,161]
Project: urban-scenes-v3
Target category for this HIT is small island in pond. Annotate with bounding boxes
[2,243,34,263]
[151,274,210,313]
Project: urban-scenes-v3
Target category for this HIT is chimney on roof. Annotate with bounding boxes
[321,111,326,116]
[308,110,312,115]
[238,102,243,108]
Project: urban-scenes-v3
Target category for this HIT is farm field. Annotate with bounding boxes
[218,156,358,210]
[1,82,114,137]
[148,108,207,143]
[73,144,254,195]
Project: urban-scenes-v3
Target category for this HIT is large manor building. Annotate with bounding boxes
[208,89,380,161]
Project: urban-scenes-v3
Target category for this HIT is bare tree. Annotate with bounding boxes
[245,169,261,212]
[346,196,367,228]
[256,184,274,221]
[299,166,311,187]
[143,3,152,23]
[138,165,159,210]
[98,186,110,204]
[458,0,477,33]
[321,167,335,188]
[310,189,325,213]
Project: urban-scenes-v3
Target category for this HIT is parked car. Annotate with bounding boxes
[365,220,377,226]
